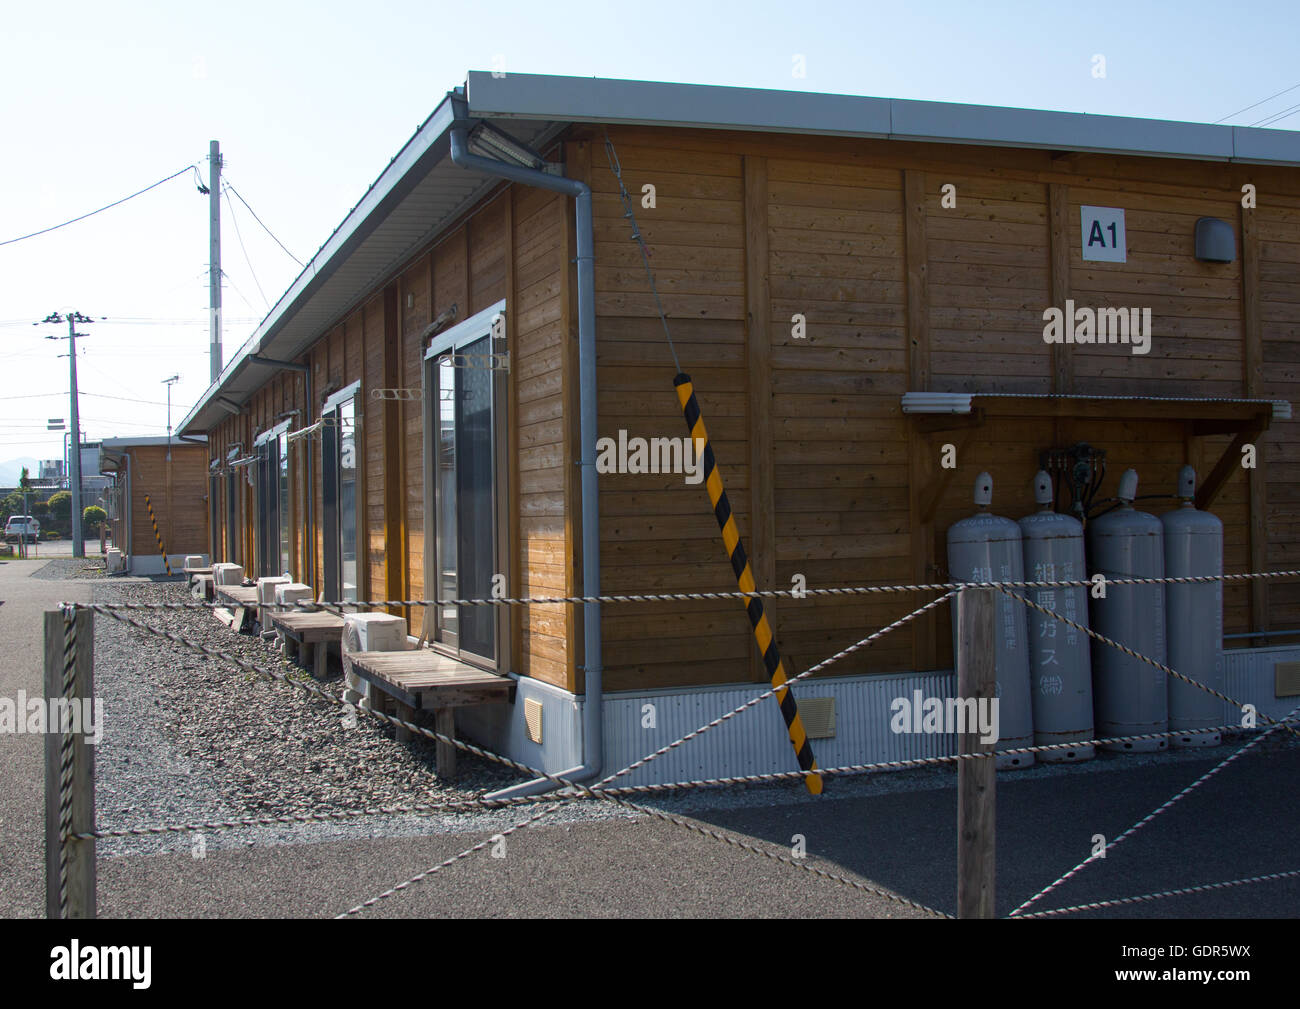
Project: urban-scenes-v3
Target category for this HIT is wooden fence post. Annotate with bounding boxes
[957,586,996,919]
[44,607,97,919]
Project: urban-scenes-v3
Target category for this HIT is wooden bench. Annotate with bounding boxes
[214,585,259,633]
[270,610,345,680]
[344,649,513,777]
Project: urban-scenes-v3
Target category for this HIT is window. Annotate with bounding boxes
[423,302,508,667]
[254,423,291,578]
[225,465,238,566]
[209,472,221,561]
[322,384,360,602]
[278,430,290,577]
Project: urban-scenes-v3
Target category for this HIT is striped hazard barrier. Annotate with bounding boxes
[674,373,823,795]
[144,493,172,576]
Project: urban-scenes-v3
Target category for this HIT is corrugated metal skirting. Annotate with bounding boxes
[600,672,959,788]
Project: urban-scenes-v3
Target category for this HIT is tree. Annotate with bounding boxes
[1,490,23,518]
[30,499,49,520]
[47,491,72,522]
[82,505,107,533]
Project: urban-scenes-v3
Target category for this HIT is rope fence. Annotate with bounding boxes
[83,564,1300,612]
[44,562,1300,920]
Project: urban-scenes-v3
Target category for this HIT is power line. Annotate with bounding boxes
[223,186,271,309]
[1251,101,1300,128]
[222,180,304,267]
[0,164,198,247]
[1215,81,1300,124]
[0,391,192,408]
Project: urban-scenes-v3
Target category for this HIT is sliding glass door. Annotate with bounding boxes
[425,304,505,668]
[322,385,359,602]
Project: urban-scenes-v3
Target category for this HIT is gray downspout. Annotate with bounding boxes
[448,125,602,798]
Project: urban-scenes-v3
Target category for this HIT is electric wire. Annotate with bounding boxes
[222,180,304,267]
[1250,100,1300,128]
[223,186,271,309]
[1214,81,1300,123]
[0,165,198,247]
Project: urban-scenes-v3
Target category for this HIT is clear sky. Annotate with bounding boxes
[1,0,1297,472]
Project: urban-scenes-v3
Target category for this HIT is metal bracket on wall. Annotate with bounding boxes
[371,388,424,401]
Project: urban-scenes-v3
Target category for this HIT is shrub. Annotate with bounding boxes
[83,505,107,532]
[47,491,72,521]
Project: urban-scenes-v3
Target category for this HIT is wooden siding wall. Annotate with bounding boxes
[587,125,1299,688]
[125,444,209,558]
[204,183,573,688]
[200,122,1296,696]
[1258,201,1300,628]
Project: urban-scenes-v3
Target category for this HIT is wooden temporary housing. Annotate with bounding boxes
[100,436,209,574]
[178,72,1300,788]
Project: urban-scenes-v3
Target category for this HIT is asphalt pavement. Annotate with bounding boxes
[0,557,91,917]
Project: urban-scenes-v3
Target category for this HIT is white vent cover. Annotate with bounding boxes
[524,698,544,743]
[800,696,837,739]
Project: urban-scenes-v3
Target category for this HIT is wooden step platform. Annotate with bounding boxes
[270,610,345,680]
[214,585,259,632]
[345,648,512,777]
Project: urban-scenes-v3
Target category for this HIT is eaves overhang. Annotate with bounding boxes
[181,72,1300,436]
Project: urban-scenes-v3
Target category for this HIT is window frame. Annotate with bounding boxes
[321,381,361,602]
[421,300,510,672]
[253,421,291,577]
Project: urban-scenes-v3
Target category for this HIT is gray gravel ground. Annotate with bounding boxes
[90,579,561,857]
[29,556,110,580]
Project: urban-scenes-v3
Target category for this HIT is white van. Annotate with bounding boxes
[4,516,40,542]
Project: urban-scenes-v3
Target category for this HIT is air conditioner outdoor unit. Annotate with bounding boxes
[342,613,407,708]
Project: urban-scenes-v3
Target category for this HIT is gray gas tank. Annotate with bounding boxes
[1162,465,1224,747]
[946,472,1034,769]
[1018,471,1094,762]
[1086,469,1168,752]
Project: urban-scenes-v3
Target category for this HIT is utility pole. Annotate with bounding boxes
[41,311,94,558]
[162,374,180,460]
[209,140,222,385]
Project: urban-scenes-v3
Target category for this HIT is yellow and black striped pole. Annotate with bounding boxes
[144,493,172,576]
[674,373,823,795]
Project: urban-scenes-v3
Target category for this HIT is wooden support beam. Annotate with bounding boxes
[1196,425,1264,511]
[904,170,933,671]
[1049,183,1072,394]
[1241,203,1269,634]
[918,428,978,525]
[903,171,929,391]
[908,426,937,672]
[956,587,996,920]
[383,285,406,620]
[44,609,96,919]
[435,708,457,778]
[744,155,777,681]
[505,186,522,677]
